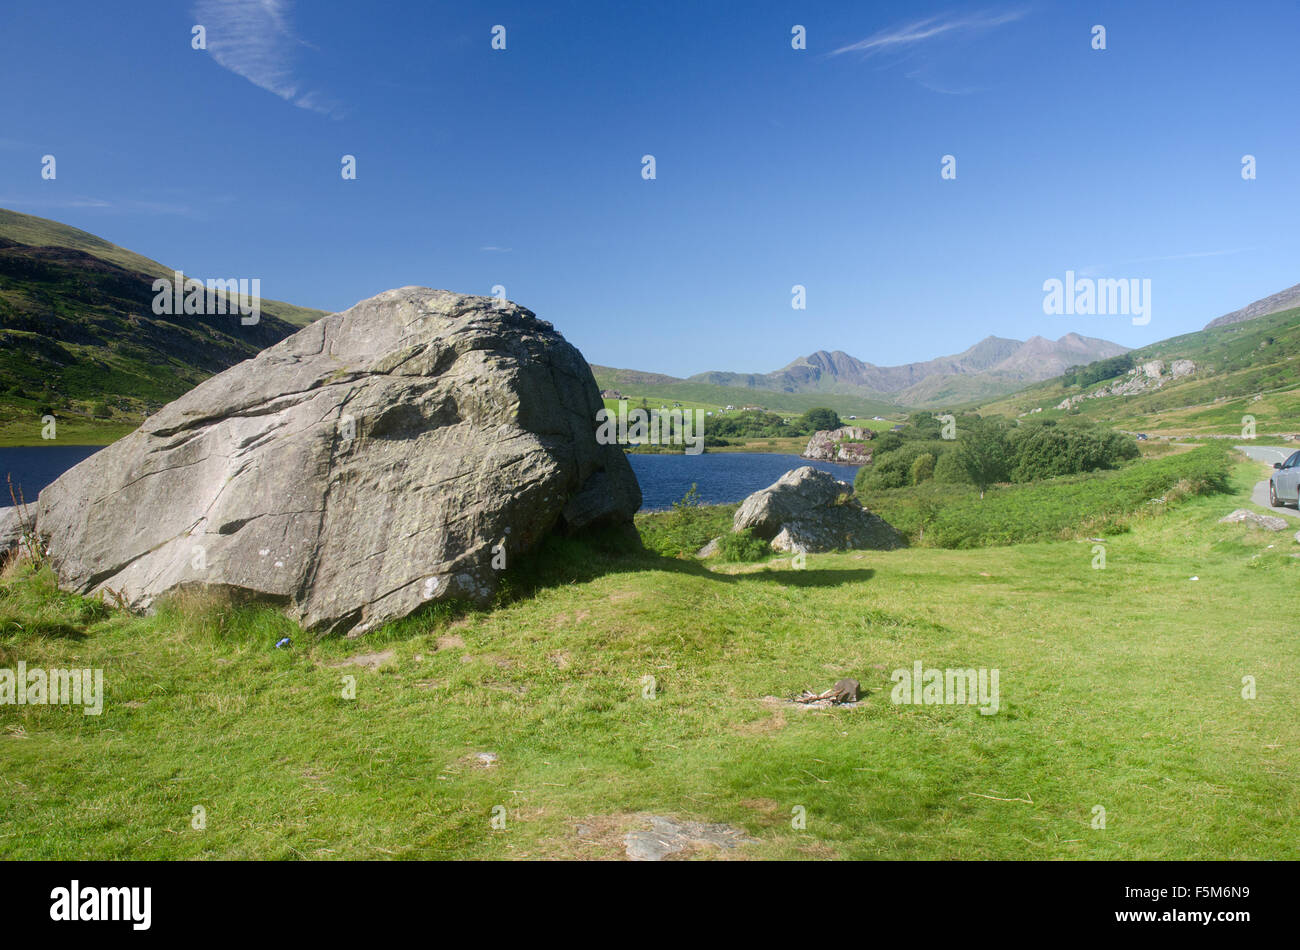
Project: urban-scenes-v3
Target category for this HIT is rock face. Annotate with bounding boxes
[802,426,874,464]
[19,288,640,636]
[1055,359,1197,410]
[734,466,902,553]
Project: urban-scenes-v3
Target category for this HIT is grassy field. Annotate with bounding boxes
[860,445,1233,548]
[1,454,1296,859]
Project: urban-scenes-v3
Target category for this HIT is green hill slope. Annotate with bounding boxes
[0,209,331,445]
[981,303,1300,437]
[0,209,327,328]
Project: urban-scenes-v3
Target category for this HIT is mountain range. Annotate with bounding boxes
[596,333,1128,410]
[3,204,1297,445]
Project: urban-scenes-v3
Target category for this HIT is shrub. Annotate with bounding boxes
[717,528,771,562]
[1007,420,1138,482]
[855,441,952,491]
[910,453,935,485]
[635,486,737,558]
[932,450,969,484]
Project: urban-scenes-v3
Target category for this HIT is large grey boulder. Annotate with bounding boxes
[0,506,22,553]
[733,466,901,553]
[19,288,640,636]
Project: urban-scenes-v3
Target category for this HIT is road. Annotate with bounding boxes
[1235,444,1300,519]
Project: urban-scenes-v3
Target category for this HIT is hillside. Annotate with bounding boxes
[1204,281,1300,330]
[0,209,330,445]
[0,209,327,328]
[981,294,1300,437]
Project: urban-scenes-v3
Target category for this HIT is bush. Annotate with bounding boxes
[932,450,969,484]
[910,453,935,484]
[855,441,952,492]
[872,432,903,454]
[1007,419,1139,482]
[717,528,771,562]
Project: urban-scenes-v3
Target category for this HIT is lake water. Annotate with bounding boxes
[0,445,858,513]
[628,452,861,510]
[0,445,103,507]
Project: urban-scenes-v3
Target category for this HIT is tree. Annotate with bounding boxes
[798,407,841,433]
[955,417,1010,498]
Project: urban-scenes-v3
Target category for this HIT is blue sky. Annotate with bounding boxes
[2,0,1298,376]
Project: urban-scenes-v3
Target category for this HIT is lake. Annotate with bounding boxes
[0,445,858,512]
[0,445,103,507]
[627,452,861,510]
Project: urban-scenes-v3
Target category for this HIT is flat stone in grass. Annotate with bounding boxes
[624,815,757,861]
[1219,509,1289,531]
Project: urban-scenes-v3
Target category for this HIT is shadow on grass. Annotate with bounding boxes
[0,616,89,641]
[498,524,877,601]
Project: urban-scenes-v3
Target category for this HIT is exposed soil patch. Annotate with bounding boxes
[325,649,395,671]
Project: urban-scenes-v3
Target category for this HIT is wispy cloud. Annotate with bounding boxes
[479,246,513,253]
[830,9,1028,57]
[192,0,343,117]
[0,196,196,216]
[1076,248,1254,276]
[1124,248,1254,264]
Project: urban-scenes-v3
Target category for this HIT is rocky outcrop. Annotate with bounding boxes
[1056,359,1196,410]
[733,466,902,553]
[16,287,640,636]
[801,426,874,464]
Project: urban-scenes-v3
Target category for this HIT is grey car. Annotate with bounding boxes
[1269,451,1300,506]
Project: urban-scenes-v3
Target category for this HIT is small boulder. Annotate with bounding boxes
[734,466,902,553]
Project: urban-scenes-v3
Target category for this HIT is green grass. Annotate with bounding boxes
[862,445,1233,548]
[1,455,1297,859]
